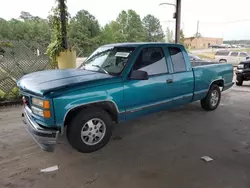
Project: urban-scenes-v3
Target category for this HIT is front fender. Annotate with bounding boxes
[53,83,124,126]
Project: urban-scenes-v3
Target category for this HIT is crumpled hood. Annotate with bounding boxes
[17,69,113,96]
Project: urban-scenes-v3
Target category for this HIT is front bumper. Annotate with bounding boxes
[236,71,250,80]
[22,106,59,152]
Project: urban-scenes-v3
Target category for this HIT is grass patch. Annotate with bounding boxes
[197,52,215,60]
[229,48,250,52]
[0,90,5,98]
[0,87,20,101]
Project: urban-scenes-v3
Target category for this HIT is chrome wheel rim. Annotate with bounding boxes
[210,90,219,107]
[81,118,106,146]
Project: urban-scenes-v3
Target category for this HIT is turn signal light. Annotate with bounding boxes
[43,100,50,109]
[43,110,51,118]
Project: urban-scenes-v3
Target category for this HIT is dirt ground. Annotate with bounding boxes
[0,83,250,188]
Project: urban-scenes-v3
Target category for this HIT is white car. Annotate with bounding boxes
[215,50,250,66]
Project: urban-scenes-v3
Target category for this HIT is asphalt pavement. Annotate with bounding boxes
[0,82,250,188]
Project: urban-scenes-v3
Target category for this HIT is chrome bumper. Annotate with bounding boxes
[22,106,59,152]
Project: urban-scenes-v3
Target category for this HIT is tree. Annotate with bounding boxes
[100,21,125,44]
[116,10,146,42]
[0,18,10,39]
[68,9,101,56]
[142,14,164,42]
[165,27,174,43]
[19,11,34,21]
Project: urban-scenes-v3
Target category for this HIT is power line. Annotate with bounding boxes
[201,19,250,25]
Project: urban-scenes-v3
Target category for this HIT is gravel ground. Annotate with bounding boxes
[0,82,250,188]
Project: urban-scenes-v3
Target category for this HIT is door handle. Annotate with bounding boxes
[167,79,173,84]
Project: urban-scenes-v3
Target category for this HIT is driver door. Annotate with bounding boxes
[123,46,174,120]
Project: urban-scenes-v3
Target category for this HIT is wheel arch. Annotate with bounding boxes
[219,59,227,62]
[210,79,224,88]
[64,100,119,127]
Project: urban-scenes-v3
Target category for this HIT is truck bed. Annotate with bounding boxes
[191,61,217,67]
[191,62,233,101]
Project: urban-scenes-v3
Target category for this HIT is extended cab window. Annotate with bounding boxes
[168,47,186,73]
[133,47,168,75]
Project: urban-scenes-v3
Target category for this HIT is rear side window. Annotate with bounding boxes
[133,47,168,75]
[216,51,230,56]
[240,52,248,57]
[168,47,186,73]
[230,52,238,56]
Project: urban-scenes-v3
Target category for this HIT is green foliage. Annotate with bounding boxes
[0,17,50,45]
[100,21,125,44]
[142,14,164,42]
[116,10,146,42]
[0,87,20,101]
[0,8,167,59]
[224,40,250,45]
[0,41,13,48]
[68,9,101,56]
[46,0,69,68]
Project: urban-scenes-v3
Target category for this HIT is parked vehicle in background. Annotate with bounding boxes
[231,44,240,48]
[188,53,211,63]
[188,53,204,61]
[215,50,250,66]
[235,59,250,86]
[17,43,234,153]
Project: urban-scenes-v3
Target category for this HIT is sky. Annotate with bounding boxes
[0,0,250,40]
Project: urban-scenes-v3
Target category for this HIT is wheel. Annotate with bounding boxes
[67,107,113,153]
[219,59,227,63]
[201,84,221,111]
[236,75,243,86]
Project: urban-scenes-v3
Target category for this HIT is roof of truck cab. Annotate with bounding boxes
[102,42,183,48]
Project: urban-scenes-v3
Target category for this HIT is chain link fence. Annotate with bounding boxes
[0,41,52,101]
[0,40,87,101]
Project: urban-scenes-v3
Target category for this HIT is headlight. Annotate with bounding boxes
[237,69,243,73]
[32,98,50,108]
[238,64,244,69]
[31,106,51,118]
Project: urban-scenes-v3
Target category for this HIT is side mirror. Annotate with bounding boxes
[246,56,250,60]
[129,70,148,80]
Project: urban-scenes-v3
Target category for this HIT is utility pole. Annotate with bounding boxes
[159,0,181,43]
[175,0,181,43]
[196,20,199,37]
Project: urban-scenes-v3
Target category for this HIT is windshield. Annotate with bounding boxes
[79,46,135,75]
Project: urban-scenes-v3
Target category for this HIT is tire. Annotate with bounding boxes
[201,84,221,111]
[219,59,227,63]
[67,107,113,153]
[236,75,243,86]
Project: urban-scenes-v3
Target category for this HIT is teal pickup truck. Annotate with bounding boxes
[17,43,234,153]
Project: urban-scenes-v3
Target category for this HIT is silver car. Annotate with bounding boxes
[215,50,249,66]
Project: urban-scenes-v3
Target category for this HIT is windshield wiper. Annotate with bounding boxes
[91,65,109,75]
